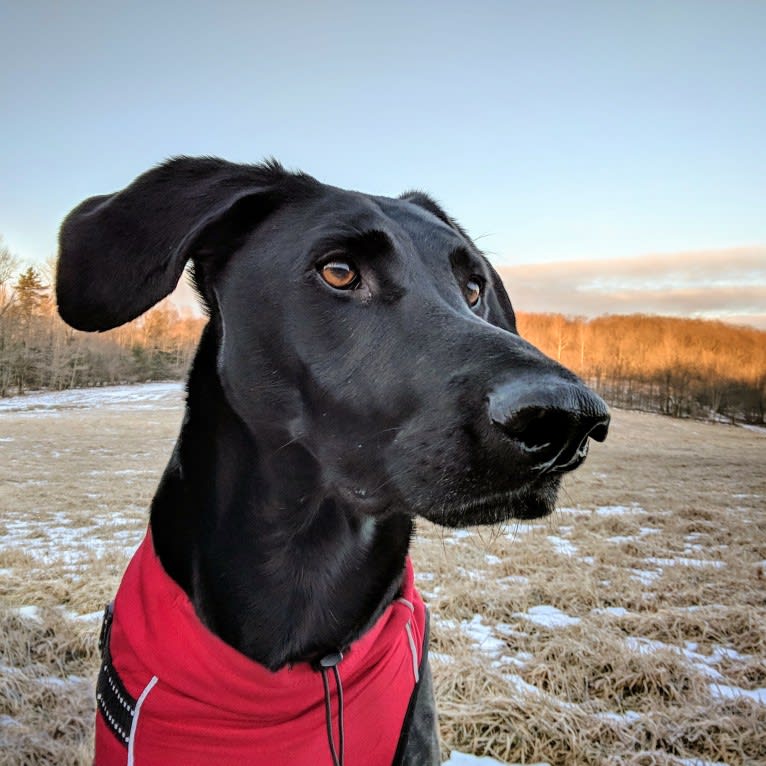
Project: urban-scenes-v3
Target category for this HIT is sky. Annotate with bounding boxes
[1,1,765,327]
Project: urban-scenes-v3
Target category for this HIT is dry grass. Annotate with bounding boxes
[1,386,764,765]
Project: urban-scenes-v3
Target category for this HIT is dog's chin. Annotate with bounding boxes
[417,476,562,528]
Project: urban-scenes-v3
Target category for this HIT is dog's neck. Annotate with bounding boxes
[149,324,412,670]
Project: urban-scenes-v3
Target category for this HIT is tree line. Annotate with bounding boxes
[0,241,203,397]
[516,312,766,424]
[1,239,764,423]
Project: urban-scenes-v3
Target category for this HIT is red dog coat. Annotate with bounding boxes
[95,532,427,765]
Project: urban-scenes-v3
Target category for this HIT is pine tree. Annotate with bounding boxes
[14,266,47,319]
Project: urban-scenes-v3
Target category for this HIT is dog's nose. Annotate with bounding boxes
[487,377,610,473]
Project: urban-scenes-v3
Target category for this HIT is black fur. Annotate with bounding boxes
[57,157,608,761]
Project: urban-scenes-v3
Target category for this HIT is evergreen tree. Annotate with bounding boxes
[14,266,47,319]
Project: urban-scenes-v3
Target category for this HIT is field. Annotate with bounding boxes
[1,383,764,765]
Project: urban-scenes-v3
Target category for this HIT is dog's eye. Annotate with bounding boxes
[319,259,360,290]
[465,277,483,307]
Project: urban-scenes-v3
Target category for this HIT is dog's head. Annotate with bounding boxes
[57,157,608,526]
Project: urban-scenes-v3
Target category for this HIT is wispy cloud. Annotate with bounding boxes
[498,246,766,329]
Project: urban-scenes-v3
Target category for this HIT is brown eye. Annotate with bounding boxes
[319,259,359,290]
[465,276,483,307]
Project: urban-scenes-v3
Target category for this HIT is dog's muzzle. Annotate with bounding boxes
[487,375,610,475]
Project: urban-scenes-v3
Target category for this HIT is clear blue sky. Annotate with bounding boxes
[1,1,765,323]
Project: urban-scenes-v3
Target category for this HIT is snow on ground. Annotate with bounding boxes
[644,556,725,569]
[444,529,474,545]
[459,615,507,657]
[512,605,581,629]
[434,615,508,658]
[594,504,646,516]
[0,381,183,414]
[10,603,110,623]
[607,527,660,544]
[0,511,144,567]
[546,535,577,556]
[709,684,766,704]
[594,710,642,724]
[629,566,664,585]
[9,605,42,621]
[442,752,519,766]
[623,635,766,706]
[504,523,545,539]
[591,606,631,617]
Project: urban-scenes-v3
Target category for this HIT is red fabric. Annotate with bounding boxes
[94,531,426,766]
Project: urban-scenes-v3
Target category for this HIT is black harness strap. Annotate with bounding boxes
[96,602,137,748]
[391,607,431,766]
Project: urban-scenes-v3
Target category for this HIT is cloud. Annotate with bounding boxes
[498,246,766,329]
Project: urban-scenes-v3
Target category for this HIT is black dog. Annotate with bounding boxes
[57,157,608,765]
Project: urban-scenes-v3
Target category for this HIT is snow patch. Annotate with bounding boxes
[629,567,663,586]
[0,382,183,414]
[709,684,766,705]
[644,557,725,569]
[594,710,642,723]
[504,523,545,540]
[547,535,577,556]
[442,752,515,766]
[592,607,631,617]
[10,605,42,621]
[608,527,661,545]
[513,605,581,629]
[595,504,646,516]
[460,615,506,657]
[498,575,530,586]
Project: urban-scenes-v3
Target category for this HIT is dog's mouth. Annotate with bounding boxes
[334,472,562,527]
[425,476,562,528]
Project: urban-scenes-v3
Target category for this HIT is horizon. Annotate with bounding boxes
[1,1,764,328]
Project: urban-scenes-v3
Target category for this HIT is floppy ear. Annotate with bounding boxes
[56,156,288,331]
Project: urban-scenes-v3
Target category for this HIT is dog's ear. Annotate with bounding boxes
[482,260,518,334]
[56,156,290,331]
[400,190,518,334]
